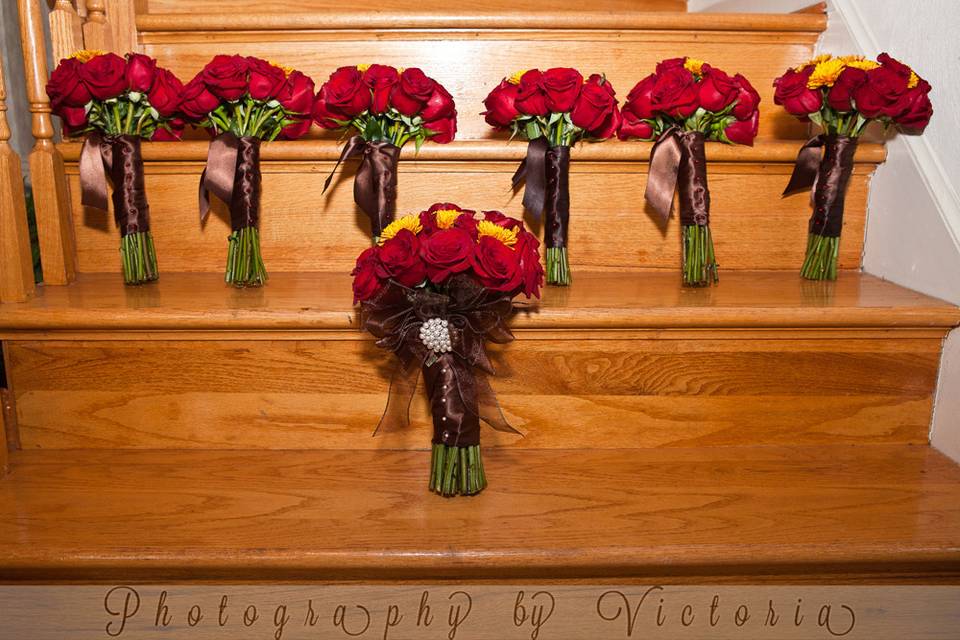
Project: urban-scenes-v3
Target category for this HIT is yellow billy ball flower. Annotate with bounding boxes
[508,69,528,85]
[683,57,705,75]
[356,64,371,72]
[794,53,832,72]
[70,49,107,63]
[908,71,920,89]
[269,61,295,77]
[378,214,423,245]
[807,57,847,89]
[433,209,462,230]
[477,220,519,248]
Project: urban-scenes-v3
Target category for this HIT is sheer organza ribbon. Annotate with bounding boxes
[79,132,150,236]
[360,276,521,447]
[783,134,857,237]
[323,135,400,238]
[511,138,570,249]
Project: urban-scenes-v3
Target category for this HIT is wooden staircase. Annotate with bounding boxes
[1,0,959,584]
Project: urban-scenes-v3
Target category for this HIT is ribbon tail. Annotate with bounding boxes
[783,135,826,196]
[520,137,548,217]
[199,132,239,222]
[79,132,110,211]
[372,354,421,437]
[476,372,522,436]
[645,130,682,222]
[323,135,364,194]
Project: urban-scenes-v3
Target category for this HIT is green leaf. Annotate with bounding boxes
[414,135,424,153]
[525,120,541,140]
[548,112,563,126]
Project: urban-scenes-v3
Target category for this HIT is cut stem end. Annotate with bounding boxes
[429,443,486,497]
[119,231,159,285]
[681,224,719,287]
[225,226,268,288]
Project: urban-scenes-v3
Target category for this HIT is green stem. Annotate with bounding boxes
[119,231,159,285]
[429,444,487,497]
[681,224,719,287]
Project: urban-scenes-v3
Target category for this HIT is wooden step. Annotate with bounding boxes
[1,444,959,582]
[56,140,885,274]
[134,11,825,140]
[1,272,955,451]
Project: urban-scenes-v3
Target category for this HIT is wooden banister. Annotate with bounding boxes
[48,1,84,65]
[81,0,114,51]
[18,0,77,285]
[0,52,36,303]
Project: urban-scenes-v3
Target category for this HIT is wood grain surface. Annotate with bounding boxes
[1,445,959,582]
[146,0,689,13]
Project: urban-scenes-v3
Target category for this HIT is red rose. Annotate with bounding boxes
[60,105,88,129]
[181,76,220,119]
[279,118,312,140]
[392,67,436,116]
[623,74,657,120]
[420,83,455,121]
[515,70,548,116]
[698,63,738,112]
[827,66,867,112]
[773,66,822,116]
[46,58,90,110]
[78,52,127,100]
[483,79,521,128]
[420,228,475,283]
[876,53,913,80]
[650,66,699,118]
[424,115,456,143]
[896,79,933,132]
[419,202,460,233]
[656,58,686,73]
[147,68,183,117]
[854,59,912,119]
[277,70,315,116]
[723,110,758,146]
[731,73,761,120]
[151,118,185,141]
[515,230,543,299]
[125,53,157,93]
[591,104,621,140]
[542,67,583,112]
[471,236,522,293]
[201,54,249,101]
[363,64,399,114]
[482,209,521,230]
[375,229,426,287]
[571,74,618,134]
[321,66,371,117]
[617,110,654,140]
[247,57,287,101]
[351,246,383,303]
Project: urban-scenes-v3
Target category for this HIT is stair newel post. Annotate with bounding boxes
[18,0,78,285]
[49,1,85,65]
[82,0,114,52]
[0,52,36,303]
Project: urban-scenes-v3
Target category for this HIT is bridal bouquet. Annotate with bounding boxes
[483,68,621,285]
[353,203,543,497]
[775,53,932,280]
[46,50,186,284]
[314,65,457,239]
[619,57,760,286]
[184,55,315,286]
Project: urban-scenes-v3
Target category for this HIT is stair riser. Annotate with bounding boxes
[139,31,816,140]
[6,331,941,450]
[62,160,874,274]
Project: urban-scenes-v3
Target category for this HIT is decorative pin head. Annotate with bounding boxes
[419,318,452,354]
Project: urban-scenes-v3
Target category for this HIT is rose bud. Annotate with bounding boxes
[571,74,618,133]
[420,228,475,283]
[483,79,521,128]
[617,111,654,140]
[277,70,316,116]
[148,68,184,118]
[773,66,822,116]
[827,66,867,112]
[420,83,456,121]
[655,57,687,73]
[363,64,400,114]
[60,105,89,130]
[516,230,544,298]
[731,73,761,120]
[247,58,287,101]
[200,54,250,101]
[279,117,313,140]
[323,66,371,117]
[151,118,185,141]
[698,63,739,112]
[650,66,700,118]
[46,58,91,110]
[125,53,157,93]
[515,69,548,116]
[896,79,933,132]
[181,76,220,119]
[542,67,584,112]
[392,67,436,116]
[78,52,127,100]
[424,115,457,144]
[723,110,758,146]
[623,74,657,120]
[351,246,382,304]
[375,229,427,287]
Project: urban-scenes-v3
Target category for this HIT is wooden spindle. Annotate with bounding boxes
[49,1,85,65]
[82,0,114,52]
[0,386,8,477]
[0,53,36,303]
[18,0,77,285]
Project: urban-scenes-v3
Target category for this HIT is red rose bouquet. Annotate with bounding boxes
[46,50,186,284]
[619,58,760,287]
[186,55,315,287]
[353,203,543,497]
[315,65,456,240]
[775,53,932,280]
[483,68,620,285]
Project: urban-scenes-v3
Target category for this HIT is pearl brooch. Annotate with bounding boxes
[419,318,452,354]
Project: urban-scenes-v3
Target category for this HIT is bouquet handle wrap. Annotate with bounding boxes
[422,354,480,448]
[784,134,857,238]
[230,136,262,233]
[545,145,571,251]
[676,131,710,227]
[324,135,400,238]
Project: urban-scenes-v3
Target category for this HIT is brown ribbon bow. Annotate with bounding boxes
[783,134,857,238]
[361,276,521,447]
[512,138,571,248]
[323,135,400,238]
[79,133,151,236]
[645,128,710,226]
[199,133,263,232]
[198,132,240,223]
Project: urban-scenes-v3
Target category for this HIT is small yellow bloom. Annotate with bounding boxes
[70,49,106,63]
[807,57,847,88]
[507,69,528,85]
[356,64,371,72]
[433,209,462,230]
[794,53,832,72]
[908,71,920,89]
[477,220,518,247]
[839,55,879,71]
[378,214,423,245]
[683,58,705,75]
[269,61,295,77]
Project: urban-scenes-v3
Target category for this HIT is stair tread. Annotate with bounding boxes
[1,445,959,581]
[1,271,957,333]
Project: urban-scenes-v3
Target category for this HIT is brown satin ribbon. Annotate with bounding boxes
[512,138,571,249]
[323,136,400,238]
[361,276,521,447]
[512,137,549,215]
[79,131,112,212]
[646,128,711,226]
[199,132,240,223]
[79,133,151,236]
[645,126,683,222]
[230,137,262,232]
[782,134,857,238]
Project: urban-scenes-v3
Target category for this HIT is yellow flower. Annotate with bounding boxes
[378,214,422,245]
[807,57,847,88]
[839,55,879,71]
[269,61,294,77]
[507,69,528,85]
[433,209,462,230]
[794,53,832,72]
[70,49,106,63]
[477,220,518,247]
[683,58,705,75]
[356,64,371,72]
[908,71,920,89]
